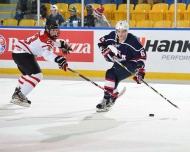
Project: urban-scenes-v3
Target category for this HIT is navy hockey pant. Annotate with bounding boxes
[104,61,137,98]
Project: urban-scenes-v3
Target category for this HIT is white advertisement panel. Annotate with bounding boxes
[131,29,190,73]
[0,28,190,74]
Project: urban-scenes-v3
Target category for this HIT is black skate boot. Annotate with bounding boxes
[96,98,110,112]
[106,97,117,108]
[10,87,31,107]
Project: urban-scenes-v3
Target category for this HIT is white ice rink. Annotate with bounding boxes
[0,76,190,152]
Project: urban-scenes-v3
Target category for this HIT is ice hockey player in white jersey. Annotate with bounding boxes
[10,20,72,107]
[96,20,147,112]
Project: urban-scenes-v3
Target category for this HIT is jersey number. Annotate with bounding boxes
[140,50,146,56]
[24,33,38,44]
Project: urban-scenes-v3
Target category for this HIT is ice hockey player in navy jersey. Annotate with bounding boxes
[10,20,72,107]
[96,20,147,112]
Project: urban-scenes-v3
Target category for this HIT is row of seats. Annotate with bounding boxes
[0,4,16,21]
[122,3,190,23]
[42,0,190,9]
[41,0,123,7]
[44,3,190,23]
[2,18,44,26]
[109,20,190,28]
[1,2,190,26]
[2,18,190,28]
[44,3,100,19]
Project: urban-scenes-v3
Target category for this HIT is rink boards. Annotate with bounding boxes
[0,27,190,80]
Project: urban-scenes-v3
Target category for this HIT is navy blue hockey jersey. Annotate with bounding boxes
[98,31,147,67]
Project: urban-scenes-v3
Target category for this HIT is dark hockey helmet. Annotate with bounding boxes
[45,19,60,40]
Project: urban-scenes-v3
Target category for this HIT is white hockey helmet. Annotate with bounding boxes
[115,20,129,31]
[50,5,58,11]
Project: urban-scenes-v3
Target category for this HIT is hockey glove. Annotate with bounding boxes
[59,40,72,55]
[133,68,145,84]
[101,47,116,62]
[55,56,68,71]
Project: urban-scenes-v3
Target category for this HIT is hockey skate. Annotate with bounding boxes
[10,87,31,107]
[96,87,126,112]
[106,98,117,108]
[96,98,110,112]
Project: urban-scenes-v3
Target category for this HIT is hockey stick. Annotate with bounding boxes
[67,67,126,98]
[113,58,179,109]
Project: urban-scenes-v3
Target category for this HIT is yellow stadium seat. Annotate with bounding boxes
[131,4,151,22]
[108,20,117,27]
[172,20,189,27]
[2,18,18,26]
[34,19,45,26]
[55,3,68,10]
[136,20,153,27]
[166,3,186,22]
[19,19,35,26]
[44,3,51,15]
[148,3,169,22]
[135,3,152,11]
[114,4,134,21]
[154,20,171,28]
[55,3,68,19]
[64,11,70,20]
[182,4,190,21]
[129,20,136,27]
[102,3,117,20]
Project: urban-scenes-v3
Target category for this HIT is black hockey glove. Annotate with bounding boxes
[59,40,72,55]
[133,68,146,84]
[55,56,68,71]
[101,47,116,62]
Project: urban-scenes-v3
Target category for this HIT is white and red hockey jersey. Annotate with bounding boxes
[13,30,61,62]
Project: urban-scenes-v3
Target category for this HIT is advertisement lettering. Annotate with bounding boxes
[0,29,94,62]
[138,37,190,61]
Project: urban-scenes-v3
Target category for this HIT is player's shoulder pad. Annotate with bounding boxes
[104,31,116,40]
[127,33,141,43]
[109,31,116,36]
[39,30,54,45]
[127,33,136,39]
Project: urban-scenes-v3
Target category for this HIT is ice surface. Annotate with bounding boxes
[0,77,190,152]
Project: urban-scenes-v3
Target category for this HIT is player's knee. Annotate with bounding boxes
[106,69,115,77]
[34,73,43,81]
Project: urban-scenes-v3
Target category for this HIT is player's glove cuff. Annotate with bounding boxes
[133,68,145,84]
[59,40,72,55]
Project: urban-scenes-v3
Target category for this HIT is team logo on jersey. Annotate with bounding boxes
[0,35,6,54]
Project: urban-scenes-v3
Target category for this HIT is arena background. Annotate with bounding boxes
[0,27,190,80]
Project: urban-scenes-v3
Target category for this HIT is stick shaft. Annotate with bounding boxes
[67,68,118,98]
[113,59,179,109]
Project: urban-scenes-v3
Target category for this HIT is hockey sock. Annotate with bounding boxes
[104,69,117,98]
[19,73,43,95]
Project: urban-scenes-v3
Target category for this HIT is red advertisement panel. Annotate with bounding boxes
[0,29,94,62]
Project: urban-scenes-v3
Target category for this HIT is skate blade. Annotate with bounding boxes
[10,99,30,107]
[96,108,109,112]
